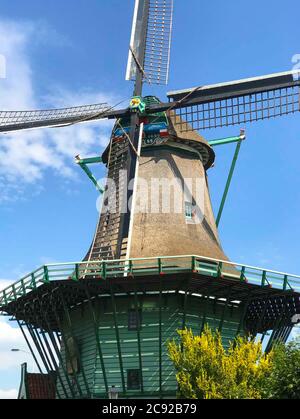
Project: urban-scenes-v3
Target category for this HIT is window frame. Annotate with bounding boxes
[128,308,142,332]
[185,201,193,221]
[127,369,141,391]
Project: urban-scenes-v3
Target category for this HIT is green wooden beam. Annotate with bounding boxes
[49,301,76,399]
[76,156,102,165]
[182,288,189,331]
[133,284,144,393]
[44,328,74,397]
[25,321,63,399]
[216,138,244,227]
[33,325,55,373]
[39,327,70,398]
[75,155,104,194]
[265,298,289,352]
[209,130,246,147]
[200,292,210,334]
[218,287,232,333]
[236,290,252,337]
[42,294,84,398]
[283,275,289,291]
[109,282,126,393]
[159,278,163,394]
[253,292,272,338]
[84,286,109,394]
[17,319,43,375]
[58,292,85,398]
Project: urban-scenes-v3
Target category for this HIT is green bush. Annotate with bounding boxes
[168,326,272,399]
[265,338,300,399]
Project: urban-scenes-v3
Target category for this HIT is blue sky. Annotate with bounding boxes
[0,0,299,398]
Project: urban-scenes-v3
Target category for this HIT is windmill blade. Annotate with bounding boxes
[0,103,117,133]
[126,0,174,86]
[165,70,300,131]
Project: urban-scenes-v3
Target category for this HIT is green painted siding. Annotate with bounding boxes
[56,293,243,399]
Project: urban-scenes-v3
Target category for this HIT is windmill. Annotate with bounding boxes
[1,0,300,400]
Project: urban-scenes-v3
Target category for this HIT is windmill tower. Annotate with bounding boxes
[0,0,300,400]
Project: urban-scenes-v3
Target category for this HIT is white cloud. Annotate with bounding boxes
[0,279,41,373]
[291,326,300,341]
[0,389,18,399]
[0,315,45,377]
[0,317,30,370]
[0,21,35,110]
[0,280,56,376]
[0,19,116,203]
[0,279,14,291]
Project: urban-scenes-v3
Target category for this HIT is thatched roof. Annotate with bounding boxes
[167,112,215,170]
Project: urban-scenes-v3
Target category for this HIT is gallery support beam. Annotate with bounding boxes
[209,130,246,147]
[216,133,245,227]
[75,155,104,194]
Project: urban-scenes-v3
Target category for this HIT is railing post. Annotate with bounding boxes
[21,279,26,295]
[31,273,37,290]
[240,266,246,282]
[43,266,49,283]
[129,259,133,276]
[283,275,289,291]
[3,290,8,306]
[217,262,223,277]
[158,258,163,275]
[191,256,196,273]
[261,271,267,287]
[102,261,107,280]
[74,264,80,282]
[12,284,17,301]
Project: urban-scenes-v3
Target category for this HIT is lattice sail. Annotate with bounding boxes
[167,71,300,131]
[0,103,112,133]
[126,0,174,86]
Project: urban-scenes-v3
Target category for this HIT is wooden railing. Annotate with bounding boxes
[0,255,299,307]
